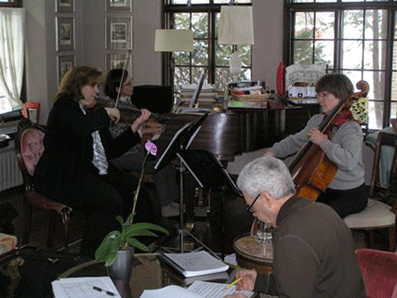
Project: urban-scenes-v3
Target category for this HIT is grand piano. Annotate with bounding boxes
[155,106,314,165]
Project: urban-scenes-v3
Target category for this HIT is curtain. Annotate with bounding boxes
[0,8,25,112]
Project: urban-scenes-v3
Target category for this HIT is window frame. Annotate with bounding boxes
[284,0,397,129]
[0,0,22,8]
[162,0,252,89]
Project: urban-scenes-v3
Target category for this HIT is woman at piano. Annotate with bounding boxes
[265,73,367,218]
[34,65,158,259]
[103,69,180,217]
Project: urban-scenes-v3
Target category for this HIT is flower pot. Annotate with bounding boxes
[108,247,134,285]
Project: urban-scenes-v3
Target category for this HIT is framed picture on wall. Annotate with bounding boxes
[106,16,132,49]
[105,53,133,74]
[56,0,74,13]
[105,0,132,12]
[56,17,75,51]
[57,55,75,82]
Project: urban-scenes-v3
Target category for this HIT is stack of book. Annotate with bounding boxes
[180,83,217,104]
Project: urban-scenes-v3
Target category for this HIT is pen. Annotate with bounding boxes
[225,277,243,289]
[93,286,116,296]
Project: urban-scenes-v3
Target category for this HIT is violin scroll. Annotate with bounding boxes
[356,80,369,98]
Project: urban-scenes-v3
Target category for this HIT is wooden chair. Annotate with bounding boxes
[15,119,73,249]
[344,132,397,251]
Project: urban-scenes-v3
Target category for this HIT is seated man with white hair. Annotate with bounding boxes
[225,156,365,298]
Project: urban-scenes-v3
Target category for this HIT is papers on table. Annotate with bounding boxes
[161,251,229,278]
[139,280,255,298]
[51,276,121,298]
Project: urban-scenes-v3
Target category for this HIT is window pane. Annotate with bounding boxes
[239,45,252,67]
[293,40,313,64]
[192,40,208,65]
[174,13,190,30]
[368,100,383,130]
[192,13,208,39]
[363,70,385,101]
[314,40,334,67]
[175,66,191,86]
[175,51,190,65]
[316,12,335,39]
[216,44,233,67]
[215,67,229,90]
[342,40,363,69]
[365,10,387,39]
[192,67,207,83]
[364,40,386,70]
[391,102,397,121]
[293,0,314,2]
[391,71,397,102]
[214,0,231,3]
[343,10,364,39]
[295,12,314,40]
[191,0,210,3]
[316,0,336,2]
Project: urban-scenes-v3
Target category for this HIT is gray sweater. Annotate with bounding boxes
[271,114,365,190]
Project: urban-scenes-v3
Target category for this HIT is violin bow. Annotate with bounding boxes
[114,50,132,109]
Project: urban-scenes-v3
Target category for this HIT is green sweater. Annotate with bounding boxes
[254,196,366,297]
[271,114,365,190]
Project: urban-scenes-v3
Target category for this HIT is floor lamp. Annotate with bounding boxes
[154,29,194,93]
[218,5,254,82]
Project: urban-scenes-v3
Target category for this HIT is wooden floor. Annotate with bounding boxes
[0,184,391,257]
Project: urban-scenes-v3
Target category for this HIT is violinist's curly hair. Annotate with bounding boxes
[315,73,354,101]
[55,65,105,102]
[104,69,129,100]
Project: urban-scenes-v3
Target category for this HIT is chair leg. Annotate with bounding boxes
[47,211,56,248]
[388,226,396,252]
[61,210,71,250]
[23,205,33,246]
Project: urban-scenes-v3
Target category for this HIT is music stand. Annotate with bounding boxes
[153,112,211,254]
[176,149,243,260]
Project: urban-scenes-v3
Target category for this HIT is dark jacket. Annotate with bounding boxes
[255,196,366,298]
[34,96,140,200]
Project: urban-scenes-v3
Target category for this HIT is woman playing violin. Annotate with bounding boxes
[34,65,158,259]
[103,69,180,217]
[266,73,367,218]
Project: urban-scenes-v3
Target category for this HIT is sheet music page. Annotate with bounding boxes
[140,285,202,298]
[187,280,255,298]
[51,276,121,298]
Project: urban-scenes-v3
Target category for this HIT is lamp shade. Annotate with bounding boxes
[218,6,254,45]
[154,29,194,52]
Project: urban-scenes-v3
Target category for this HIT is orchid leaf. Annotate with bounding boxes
[126,238,149,252]
[125,229,158,238]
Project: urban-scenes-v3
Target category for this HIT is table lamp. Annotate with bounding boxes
[154,29,194,87]
[218,5,254,81]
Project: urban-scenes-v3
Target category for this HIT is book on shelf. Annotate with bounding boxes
[160,251,229,278]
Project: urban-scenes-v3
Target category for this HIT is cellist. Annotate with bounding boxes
[266,74,367,218]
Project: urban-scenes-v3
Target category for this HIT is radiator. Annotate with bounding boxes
[0,141,23,192]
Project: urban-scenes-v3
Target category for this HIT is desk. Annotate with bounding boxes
[58,253,236,298]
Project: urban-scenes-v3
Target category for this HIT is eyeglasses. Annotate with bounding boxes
[316,92,331,99]
[246,193,261,213]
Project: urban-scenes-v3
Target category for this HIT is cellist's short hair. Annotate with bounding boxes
[237,156,295,200]
[315,73,354,101]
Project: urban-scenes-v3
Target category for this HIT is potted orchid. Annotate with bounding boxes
[95,141,169,271]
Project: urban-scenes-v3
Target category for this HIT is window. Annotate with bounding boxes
[0,0,23,113]
[164,0,252,90]
[285,0,397,130]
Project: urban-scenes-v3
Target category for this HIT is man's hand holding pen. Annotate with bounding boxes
[223,269,257,298]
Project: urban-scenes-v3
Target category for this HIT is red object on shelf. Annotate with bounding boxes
[23,102,40,124]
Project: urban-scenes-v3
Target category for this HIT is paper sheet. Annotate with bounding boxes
[187,280,255,298]
[51,276,121,298]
